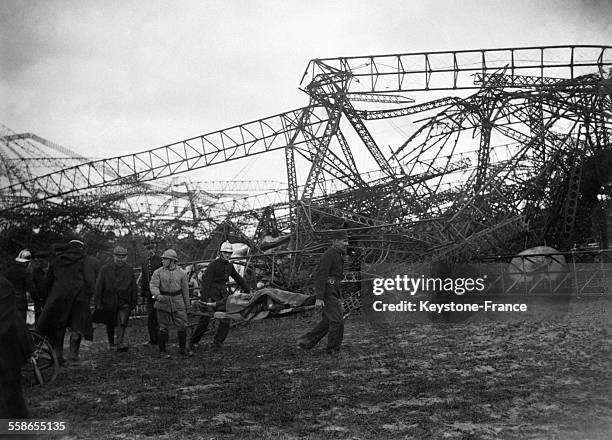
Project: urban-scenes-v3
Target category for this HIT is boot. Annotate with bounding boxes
[106,326,115,349]
[67,333,81,361]
[147,312,158,345]
[158,329,170,359]
[117,326,128,352]
[54,328,66,366]
[178,330,192,356]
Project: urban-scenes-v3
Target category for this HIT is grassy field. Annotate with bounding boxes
[25,298,611,440]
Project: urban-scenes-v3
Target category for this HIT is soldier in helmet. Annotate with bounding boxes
[149,249,191,358]
[188,240,250,352]
[94,246,137,351]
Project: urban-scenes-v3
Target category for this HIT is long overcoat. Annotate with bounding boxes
[94,262,137,325]
[37,247,97,340]
[0,275,32,418]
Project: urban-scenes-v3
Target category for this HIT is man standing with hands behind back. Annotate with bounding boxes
[140,240,162,346]
[94,246,137,351]
[297,229,349,355]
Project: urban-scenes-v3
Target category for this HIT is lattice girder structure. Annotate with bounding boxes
[0,107,331,210]
[1,45,611,278]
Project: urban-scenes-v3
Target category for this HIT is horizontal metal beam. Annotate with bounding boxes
[302,45,612,93]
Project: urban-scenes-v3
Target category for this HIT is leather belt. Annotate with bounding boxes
[160,289,182,297]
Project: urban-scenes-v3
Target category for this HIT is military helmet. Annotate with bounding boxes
[15,249,32,262]
[161,249,179,261]
[220,241,233,253]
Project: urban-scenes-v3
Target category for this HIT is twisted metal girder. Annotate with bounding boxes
[356,97,460,120]
[3,45,612,271]
[0,106,330,213]
[301,80,347,201]
[1,132,88,159]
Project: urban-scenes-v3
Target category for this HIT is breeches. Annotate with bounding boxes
[156,309,187,331]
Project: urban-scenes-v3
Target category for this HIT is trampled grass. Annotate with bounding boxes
[24,298,611,439]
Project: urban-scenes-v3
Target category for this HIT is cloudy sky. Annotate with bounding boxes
[1,0,611,182]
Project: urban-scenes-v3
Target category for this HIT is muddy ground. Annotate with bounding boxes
[24,297,611,440]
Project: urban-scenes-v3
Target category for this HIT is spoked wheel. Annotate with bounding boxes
[23,329,59,386]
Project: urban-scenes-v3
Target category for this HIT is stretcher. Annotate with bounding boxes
[189,288,316,322]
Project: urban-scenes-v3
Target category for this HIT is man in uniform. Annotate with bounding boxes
[37,239,97,364]
[94,246,138,351]
[140,240,162,345]
[188,241,250,351]
[150,249,191,358]
[297,230,348,355]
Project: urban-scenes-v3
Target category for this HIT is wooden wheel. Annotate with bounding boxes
[23,329,59,386]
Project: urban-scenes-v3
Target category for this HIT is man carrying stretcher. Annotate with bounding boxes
[188,241,250,351]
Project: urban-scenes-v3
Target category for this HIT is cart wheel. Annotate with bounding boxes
[23,330,59,386]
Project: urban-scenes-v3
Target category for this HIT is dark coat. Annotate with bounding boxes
[313,246,345,299]
[140,255,163,299]
[0,275,32,418]
[0,275,31,367]
[94,262,137,311]
[31,263,48,307]
[3,262,34,314]
[36,247,97,340]
[200,257,249,310]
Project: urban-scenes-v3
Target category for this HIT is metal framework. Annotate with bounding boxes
[1,45,611,308]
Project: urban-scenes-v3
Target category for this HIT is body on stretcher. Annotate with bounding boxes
[188,288,316,322]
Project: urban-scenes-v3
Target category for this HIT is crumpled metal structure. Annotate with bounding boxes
[1,46,611,299]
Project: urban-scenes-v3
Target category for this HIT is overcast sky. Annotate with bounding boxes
[1,0,611,182]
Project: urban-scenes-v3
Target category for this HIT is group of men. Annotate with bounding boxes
[0,229,350,418]
[34,240,194,361]
[140,240,252,358]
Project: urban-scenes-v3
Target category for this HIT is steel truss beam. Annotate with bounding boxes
[302,45,612,93]
[0,106,330,212]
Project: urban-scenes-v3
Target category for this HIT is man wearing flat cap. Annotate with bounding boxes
[297,229,349,355]
[94,246,137,351]
[38,239,97,364]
